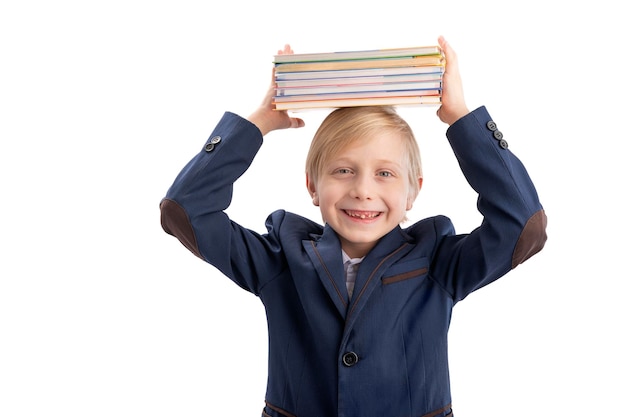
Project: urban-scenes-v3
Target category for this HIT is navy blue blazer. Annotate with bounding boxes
[160,106,547,417]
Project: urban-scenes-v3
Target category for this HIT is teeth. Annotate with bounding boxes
[347,211,379,219]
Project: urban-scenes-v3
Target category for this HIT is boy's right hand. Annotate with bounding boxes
[248,44,305,136]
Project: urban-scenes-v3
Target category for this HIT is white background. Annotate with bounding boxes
[1,1,624,416]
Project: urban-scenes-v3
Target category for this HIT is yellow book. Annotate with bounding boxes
[275,55,444,73]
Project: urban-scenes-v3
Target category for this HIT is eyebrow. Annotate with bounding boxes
[329,157,404,169]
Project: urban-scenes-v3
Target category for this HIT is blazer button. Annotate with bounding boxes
[342,352,358,367]
[499,139,509,149]
[486,120,498,131]
[205,136,222,152]
[493,130,504,140]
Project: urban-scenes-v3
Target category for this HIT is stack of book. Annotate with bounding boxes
[273,45,445,111]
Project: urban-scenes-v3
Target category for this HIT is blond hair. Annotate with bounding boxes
[305,106,423,200]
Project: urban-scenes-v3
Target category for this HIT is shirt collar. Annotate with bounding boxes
[342,249,364,266]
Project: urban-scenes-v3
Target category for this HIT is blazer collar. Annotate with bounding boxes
[303,224,415,321]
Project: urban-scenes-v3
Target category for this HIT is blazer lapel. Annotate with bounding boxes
[346,226,415,324]
[303,224,349,320]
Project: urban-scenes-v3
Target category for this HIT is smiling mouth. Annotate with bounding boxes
[344,210,382,219]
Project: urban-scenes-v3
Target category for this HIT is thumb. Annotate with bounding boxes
[290,117,305,129]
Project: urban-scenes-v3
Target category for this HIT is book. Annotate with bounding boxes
[272,43,444,110]
[273,89,441,103]
[276,72,443,88]
[276,80,441,97]
[274,55,444,73]
[273,45,442,64]
[275,66,444,81]
[274,95,441,111]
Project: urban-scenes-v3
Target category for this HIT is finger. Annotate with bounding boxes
[438,35,446,49]
[278,44,293,55]
[439,37,457,70]
[290,116,305,129]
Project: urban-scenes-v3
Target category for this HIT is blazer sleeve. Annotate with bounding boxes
[159,112,285,295]
[431,106,547,302]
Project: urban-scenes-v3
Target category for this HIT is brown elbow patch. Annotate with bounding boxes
[160,198,201,259]
[512,209,548,268]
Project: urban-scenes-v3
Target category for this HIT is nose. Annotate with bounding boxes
[349,174,374,200]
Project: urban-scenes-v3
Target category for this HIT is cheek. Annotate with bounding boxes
[316,181,341,201]
[393,188,413,212]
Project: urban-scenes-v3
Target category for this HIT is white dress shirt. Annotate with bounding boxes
[342,250,364,299]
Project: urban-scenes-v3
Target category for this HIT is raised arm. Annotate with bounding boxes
[160,45,306,294]
[428,37,547,300]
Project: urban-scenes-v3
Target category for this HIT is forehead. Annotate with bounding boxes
[331,130,408,162]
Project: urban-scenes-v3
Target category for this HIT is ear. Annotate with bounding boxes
[406,177,423,210]
[306,173,319,206]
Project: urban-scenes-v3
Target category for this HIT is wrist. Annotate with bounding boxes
[248,111,271,136]
[448,107,470,125]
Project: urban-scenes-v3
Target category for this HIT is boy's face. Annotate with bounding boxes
[307,131,420,259]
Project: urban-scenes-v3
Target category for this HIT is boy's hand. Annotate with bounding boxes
[248,44,305,136]
[436,36,470,126]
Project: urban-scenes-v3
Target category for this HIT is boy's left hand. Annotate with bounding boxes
[436,36,470,126]
[248,44,305,136]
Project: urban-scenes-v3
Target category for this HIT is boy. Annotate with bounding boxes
[160,37,547,417]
